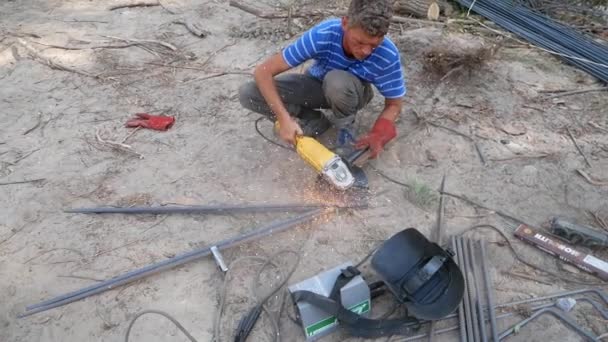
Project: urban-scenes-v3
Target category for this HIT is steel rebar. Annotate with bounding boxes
[465,238,481,342]
[20,208,326,317]
[456,237,475,341]
[496,288,608,308]
[452,236,467,342]
[480,241,499,341]
[456,0,608,83]
[65,203,366,215]
[468,239,487,342]
[498,307,598,341]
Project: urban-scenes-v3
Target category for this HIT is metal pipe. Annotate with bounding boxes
[64,203,365,214]
[452,236,467,342]
[20,209,326,317]
[468,239,487,342]
[456,237,475,341]
[498,307,598,341]
[480,240,499,341]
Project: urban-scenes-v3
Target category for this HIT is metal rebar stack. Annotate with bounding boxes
[456,0,608,83]
[451,236,499,341]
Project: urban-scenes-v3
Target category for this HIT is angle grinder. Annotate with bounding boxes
[294,135,369,191]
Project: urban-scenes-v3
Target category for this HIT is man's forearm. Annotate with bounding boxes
[379,98,403,123]
[254,67,291,123]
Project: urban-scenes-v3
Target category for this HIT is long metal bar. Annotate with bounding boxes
[409,289,607,328]
[464,238,481,342]
[20,209,325,317]
[393,301,574,342]
[455,0,608,83]
[480,241,499,341]
[428,175,447,342]
[496,288,608,308]
[468,239,487,342]
[456,237,474,342]
[64,203,365,214]
[498,307,598,341]
[452,236,467,342]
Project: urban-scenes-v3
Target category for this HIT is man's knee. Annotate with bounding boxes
[323,70,372,115]
[238,80,262,112]
[323,70,357,105]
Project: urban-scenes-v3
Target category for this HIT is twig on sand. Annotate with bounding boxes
[412,108,486,165]
[95,129,144,159]
[100,35,177,51]
[490,153,552,162]
[0,178,45,186]
[7,148,41,165]
[121,126,142,144]
[23,112,43,135]
[0,223,29,246]
[16,38,99,78]
[589,121,608,133]
[109,1,159,11]
[588,210,608,232]
[24,248,85,264]
[566,128,591,168]
[171,19,208,38]
[198,41,236,69]
[543,86,608,100]
[57,274,104,282]
[440,191,530,226]
[504,271,552,285]
[576,169,608,186]
[190,70,251,82]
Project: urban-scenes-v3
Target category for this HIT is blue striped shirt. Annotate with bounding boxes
[282,18,406,99]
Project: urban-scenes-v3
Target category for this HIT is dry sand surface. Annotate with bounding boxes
[1,0,607,341]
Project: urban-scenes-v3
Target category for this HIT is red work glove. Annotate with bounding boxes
[125,113,175,131]
[354,118,397,158]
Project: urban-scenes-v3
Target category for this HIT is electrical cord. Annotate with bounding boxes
[213,250,301,342]
[124,310,198,342]
[255,117,293,151]
[124,250,301,342]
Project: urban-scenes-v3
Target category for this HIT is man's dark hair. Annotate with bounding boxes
[347,0,393,37]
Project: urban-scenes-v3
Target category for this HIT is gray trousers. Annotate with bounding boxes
[238,70,373,128]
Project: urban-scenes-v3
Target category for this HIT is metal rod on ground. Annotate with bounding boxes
[456,237,474,341]
[498,307,598,341]
[468,239,488,342]
[464,238,481,342]
[453,236,467,342]
[20,208,326,317]
[496,288,608,308]
[479,241,499,342]
[64,203,365,214]
[393,301,567,342]
[428,175,447,342]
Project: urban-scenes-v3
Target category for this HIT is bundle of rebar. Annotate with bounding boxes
[456,0,608,83]
[451,236,499,342]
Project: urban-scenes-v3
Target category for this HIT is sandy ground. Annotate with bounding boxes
[1,1,607,341]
